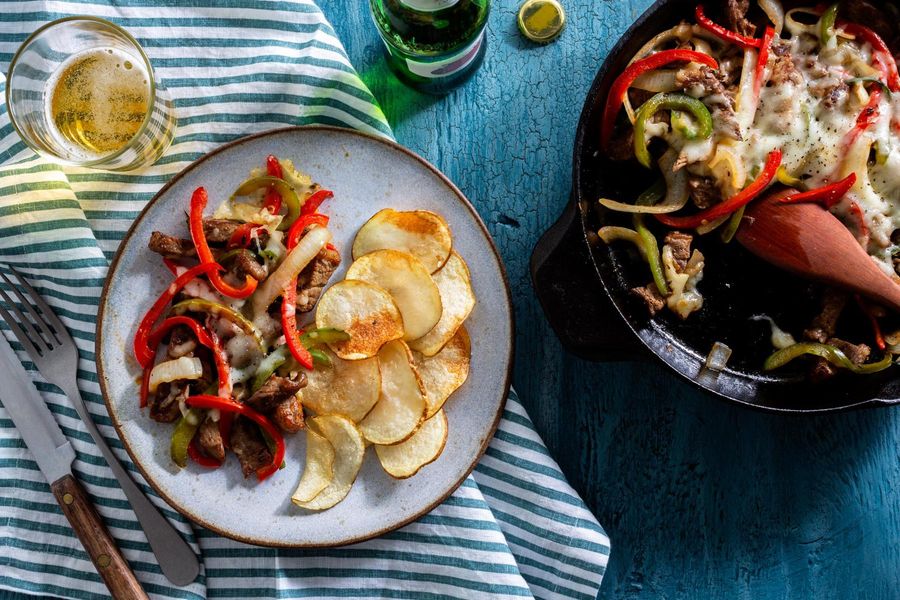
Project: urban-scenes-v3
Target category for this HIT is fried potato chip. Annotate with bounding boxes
[412,325,470,419]
[294,414,365,510]
[358,340,426,445]
[375,410,448,479]
[346,250,442,341]
[300,348,380,422]
[408,252,475,356]
[352,209,452,273]
[315,279,404,359]
[290,429,335,506]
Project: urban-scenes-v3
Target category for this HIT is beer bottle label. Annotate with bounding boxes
[399,0,459,11]
[396,29,484,79]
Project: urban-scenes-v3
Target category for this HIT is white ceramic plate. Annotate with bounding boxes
[97,126,512,547]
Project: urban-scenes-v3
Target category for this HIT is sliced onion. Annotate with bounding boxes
[734,47,759,132]
[785,8,821,37]
[705,341,733,372]
[148,357,203,393]
[252,225,331,314]
[708,144,747,196]
[758,0,785,36]
[599,150,689,214]
[632,70,679,93]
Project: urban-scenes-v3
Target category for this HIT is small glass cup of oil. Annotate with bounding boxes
[6,17,176,171]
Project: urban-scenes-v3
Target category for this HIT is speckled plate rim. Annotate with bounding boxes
[95,125,513,548]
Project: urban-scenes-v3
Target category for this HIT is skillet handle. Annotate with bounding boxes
[530,198,645,361]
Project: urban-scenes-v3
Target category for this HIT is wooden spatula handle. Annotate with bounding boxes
[51,474,149,600]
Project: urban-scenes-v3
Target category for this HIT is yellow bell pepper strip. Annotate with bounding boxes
[601,49,719,149]
[186,395,284,481]
[775,166,803,187]
[133,262,220,369]
[190,187,258,298]
[169,298,265,353]
[763,343,893,374]
[656,149,782,228]
[171,410,201,468]
[633,93,713,168]
[777,173,857,209]
[695,5,763,49]
[233,176,301,231]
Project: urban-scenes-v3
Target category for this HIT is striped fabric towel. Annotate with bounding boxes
[0,2,610,599]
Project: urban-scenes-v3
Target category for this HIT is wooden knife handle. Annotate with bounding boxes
[51,474,149,600]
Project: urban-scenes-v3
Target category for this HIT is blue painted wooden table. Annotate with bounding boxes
[323,1,900,599]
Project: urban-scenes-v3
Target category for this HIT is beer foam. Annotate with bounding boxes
[45,47,151,161]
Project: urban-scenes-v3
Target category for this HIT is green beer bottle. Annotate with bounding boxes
[370,0,490,94]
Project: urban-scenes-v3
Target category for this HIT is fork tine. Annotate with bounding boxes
[0,284,49,356]
[9,267,71,346]
[0,270,59,346]
[0,300,44,363]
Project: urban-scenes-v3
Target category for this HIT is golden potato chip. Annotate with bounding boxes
[315,279,404,359]
[358,340,426,445]
[300,348,381,422]
[291,429,335,506]
[375,410,448,479]
[346,249,442,341]
[412,325,470,418]
[294,415,365,510]
[352,209,452,273]
[408,252,475,356]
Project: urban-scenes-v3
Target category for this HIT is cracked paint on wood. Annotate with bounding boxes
[325,2,900,599]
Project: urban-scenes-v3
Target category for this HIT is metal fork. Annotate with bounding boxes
[0,267,199,586]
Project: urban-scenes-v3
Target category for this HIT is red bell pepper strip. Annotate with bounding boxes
[206,326,232,398]
[300,189,334,217]
[778,173,857,208]
[849,201,870,247]
[226,223,262,250]
[656,149,782,228]
[185,395,284,481]
[753,27,776,99]
[601,49,719,149]
[190,187,258,299]
[280,214,328,371]
[263,155,284,214]
[695,5,763,50]
[839,23,900,92]
[162,258,180,276]
[282,283,313,370]
[843,88,882,150]
[133,262,220,369]
[188,438,223,468]
[286,213,330,249]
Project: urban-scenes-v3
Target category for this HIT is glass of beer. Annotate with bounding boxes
[6,17,176,171]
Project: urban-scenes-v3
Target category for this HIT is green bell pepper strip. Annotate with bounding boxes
[634,93,713,168]
[171,409,201,468]
[819,3,839,47]
[763,343,894,374]
[720,206,745,243]
[251,346,290,394]
[633,181,670,296]
[309,348,332,368]
[301,328,350,348]
[670,110,699,139]
[169,298,265,353]
[233,175,301,231]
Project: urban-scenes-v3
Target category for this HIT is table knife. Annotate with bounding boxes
[0,333,149,600]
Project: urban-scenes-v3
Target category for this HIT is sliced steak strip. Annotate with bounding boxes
[149,231,197,259]
[632,284,666,316]
[803,289,848,343]
[232,249,268,281]
[245,374,306,413]
[664,231,693,271]
[296,245,341,313]
[149,383,183,423]
[675,64,741,141]
[167,324,197,359]
[727,0,756,37]
[197,416,225,462]
[827,338,871,366]
[272,395,305,433]
[687,175,723,209]
[230,417,273,478]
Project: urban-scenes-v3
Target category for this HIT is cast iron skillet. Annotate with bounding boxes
[531,0,900,413]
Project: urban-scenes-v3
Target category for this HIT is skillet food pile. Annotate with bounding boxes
[134,155,475,510]
[599,0,900,379]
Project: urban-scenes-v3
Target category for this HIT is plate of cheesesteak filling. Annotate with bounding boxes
[97,126,512,546]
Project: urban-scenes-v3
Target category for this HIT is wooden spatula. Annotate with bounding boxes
[736,191,900,312]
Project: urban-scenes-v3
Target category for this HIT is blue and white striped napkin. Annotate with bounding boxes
[0,2,610,599]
